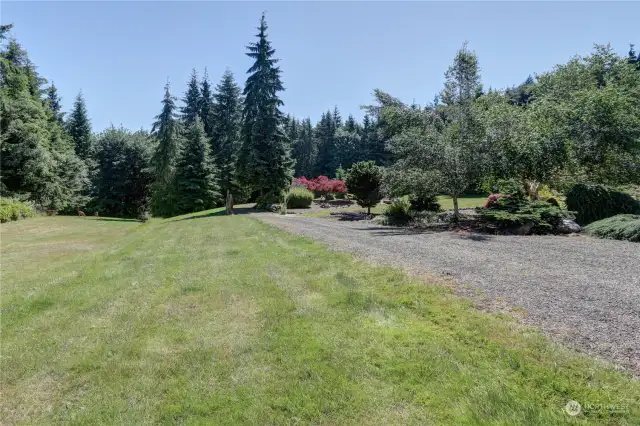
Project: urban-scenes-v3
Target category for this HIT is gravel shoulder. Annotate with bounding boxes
[256,213,640,376]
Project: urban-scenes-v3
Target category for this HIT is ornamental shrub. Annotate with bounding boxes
[286,187,313,208]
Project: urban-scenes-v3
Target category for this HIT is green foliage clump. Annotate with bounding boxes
[382,198,412,225]
[409,194,441,212]
[566,183,640,225]
[0,198,36,223]
[585,214,640,242]
[92,127,155,217]
[477,196,573,234]
[286,187,313,209]
[345,161,382,214]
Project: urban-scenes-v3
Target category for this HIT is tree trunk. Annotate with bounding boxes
[367,205,371,215]
[452,195,459,222]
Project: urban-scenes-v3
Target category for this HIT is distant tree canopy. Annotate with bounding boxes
[1,20,637,218]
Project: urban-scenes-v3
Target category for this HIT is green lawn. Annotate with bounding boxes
[1,212,639,424]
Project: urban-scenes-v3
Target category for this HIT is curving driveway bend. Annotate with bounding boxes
[257,214,640,376]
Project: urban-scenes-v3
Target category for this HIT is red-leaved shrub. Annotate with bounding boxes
[292,176,346,199]
[485,193,504,208]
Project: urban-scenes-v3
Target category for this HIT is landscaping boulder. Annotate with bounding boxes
[557,219,581,234]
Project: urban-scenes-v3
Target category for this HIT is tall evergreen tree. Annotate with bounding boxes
[1,34,86,209]
[237,13,293,201]
[332,105,342,128]
[45,81,64,124]
[313,110,337,176]
[66,91,93,160]
[199,68,215,137]
[211,69,242,197]
[174,117,221,213]
[181,69,200,125]
[150,82,181,217]
[292,117,316,177]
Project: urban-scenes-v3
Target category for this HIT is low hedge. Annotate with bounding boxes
[286,187,313,209]
[566,183,640,225]
[0,198,36,223]
[585,214,640,242]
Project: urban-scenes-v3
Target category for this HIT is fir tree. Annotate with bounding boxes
[292,117,316,177]
[66,91,93,160]
[237,13,293,201]
[211,69,242,197]
[332,106,342,128]
[1,35,86,209]
[46,81,64,124]
[313,110,339,176]
[181,69,200,125]
[150,82,181,217]
[174,117,220,213]
[199,68,215,137]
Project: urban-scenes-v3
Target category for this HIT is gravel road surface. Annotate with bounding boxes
[257,214,640,376]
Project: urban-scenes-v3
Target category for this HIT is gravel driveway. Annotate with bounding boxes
[257,214,640,376]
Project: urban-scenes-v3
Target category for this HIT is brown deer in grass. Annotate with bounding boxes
[77,210,86,217]
[45,210,57,216]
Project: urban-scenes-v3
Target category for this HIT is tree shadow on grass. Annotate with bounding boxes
[169,206,258,222]
[96,217,138,222]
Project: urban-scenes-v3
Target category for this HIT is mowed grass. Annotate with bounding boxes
[303,194,487,217]
[1,212,639,425]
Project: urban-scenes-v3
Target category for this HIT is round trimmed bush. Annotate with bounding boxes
[286,187,313,209]
[566,183,640,225]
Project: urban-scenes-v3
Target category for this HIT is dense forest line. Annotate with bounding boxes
[1,16,639,217]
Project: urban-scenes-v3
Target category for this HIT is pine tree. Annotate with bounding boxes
[150,82,181,217]
[211,69,242,197]
[66,91,93,160]
[174,117,220,213]
[181,69,200,125]
[46,81,64,124]
[237,13,293,202]
[199,68,215,137]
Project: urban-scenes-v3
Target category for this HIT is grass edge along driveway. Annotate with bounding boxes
[1,210,638,425]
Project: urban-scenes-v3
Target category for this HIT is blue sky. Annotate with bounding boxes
[2,1,638,131]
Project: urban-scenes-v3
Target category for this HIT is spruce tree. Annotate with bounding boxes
[181,69,200,125]
[174,117,220,213]
[46,81,64,124]
[66,91,93,160]
[199,68,215,137]
[237,13,293,202]
[150,82,181,217]
[211,69,242,197]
